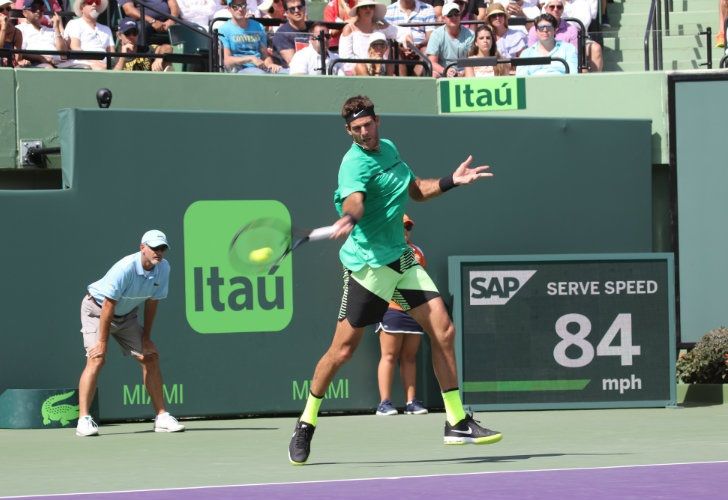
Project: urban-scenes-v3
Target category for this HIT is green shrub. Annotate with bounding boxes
[676,327,728,383]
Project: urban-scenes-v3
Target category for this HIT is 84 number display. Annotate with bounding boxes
[450,254,676,410]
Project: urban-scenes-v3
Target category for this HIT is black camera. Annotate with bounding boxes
[96,88,112,109]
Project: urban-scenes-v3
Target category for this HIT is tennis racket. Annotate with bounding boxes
[228,217,336,275]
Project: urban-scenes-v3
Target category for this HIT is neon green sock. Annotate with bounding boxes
[442,388,466,426]
[300,392,323,426]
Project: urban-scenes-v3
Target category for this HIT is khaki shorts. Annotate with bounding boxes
[80,295,143,357]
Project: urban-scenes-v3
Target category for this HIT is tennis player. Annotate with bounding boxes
[288,95,501,465]
[75,230,184,437]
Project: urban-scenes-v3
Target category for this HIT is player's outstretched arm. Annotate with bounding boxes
[409,155,493,202]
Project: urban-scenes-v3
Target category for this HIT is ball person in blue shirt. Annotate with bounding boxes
[75,230,185,437]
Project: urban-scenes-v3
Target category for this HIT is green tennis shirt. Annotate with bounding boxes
[334,138,415,271]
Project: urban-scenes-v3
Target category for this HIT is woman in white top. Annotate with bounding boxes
[338,0,401,74]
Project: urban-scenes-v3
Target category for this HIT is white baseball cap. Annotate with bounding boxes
[369,31,388,46]
[442,2,461,16]
[141,229,170,249]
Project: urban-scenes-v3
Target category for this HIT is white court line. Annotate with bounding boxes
[2,460,728,499]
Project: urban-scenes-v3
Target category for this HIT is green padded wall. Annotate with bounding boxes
[0,108,652,420]
[672,75,728,344]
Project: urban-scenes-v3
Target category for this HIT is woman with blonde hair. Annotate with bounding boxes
[338,0,402,74]
[464,24,509,77]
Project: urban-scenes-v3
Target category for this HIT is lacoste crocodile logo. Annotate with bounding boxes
[41,391,80,427]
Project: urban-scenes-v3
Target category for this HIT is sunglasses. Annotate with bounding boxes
[149,244,168,252]
[286,4,304,12]
[230,2,246,9]
[445,11,461,18]
[0,5,11,11]
[26,5,45,12]
[536,24,554,31]
[547,4,564,10]
[84,0,101,6]
[124,28,139,35]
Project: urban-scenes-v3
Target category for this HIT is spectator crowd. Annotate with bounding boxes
[0,0,611,76]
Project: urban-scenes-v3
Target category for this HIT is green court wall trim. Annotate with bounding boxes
[0,68,669,170]
[463,379,592,392]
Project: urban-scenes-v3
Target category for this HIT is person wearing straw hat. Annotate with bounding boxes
[426,1,473,78]
[63,0,114,70]
[485,2,526,58]
[338,0,401,75]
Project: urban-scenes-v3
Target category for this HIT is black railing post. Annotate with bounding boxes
[138,3,148,51]
[317,31,327,75]
[664,0,670,33]
[698,27,712,69]
[656,0,662,69]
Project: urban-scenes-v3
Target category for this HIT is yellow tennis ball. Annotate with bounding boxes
[249,246,273,263]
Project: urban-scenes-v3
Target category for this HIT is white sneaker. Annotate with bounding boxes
[75,415,99,437]
[154,412,185,433]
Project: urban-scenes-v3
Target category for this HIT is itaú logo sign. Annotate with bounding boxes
[183,200,293,334]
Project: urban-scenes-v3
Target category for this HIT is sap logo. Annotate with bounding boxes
[469,270,537,305]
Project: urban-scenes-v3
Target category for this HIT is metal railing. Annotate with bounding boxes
[644,0,672,70]
[0,48,207,70]
[698,27,713,69]
[445,55,570,75]
[722,19,728,68]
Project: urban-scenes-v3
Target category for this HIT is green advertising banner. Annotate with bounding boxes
[439,77,526,113]
[449,254,676,410]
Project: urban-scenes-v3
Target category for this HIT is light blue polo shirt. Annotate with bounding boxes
[87,252,170,316]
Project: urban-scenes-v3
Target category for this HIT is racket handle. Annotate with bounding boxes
[308,225,336,241]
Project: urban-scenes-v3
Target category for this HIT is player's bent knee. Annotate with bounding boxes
[433,323,455,347]
[336,346,357,364]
